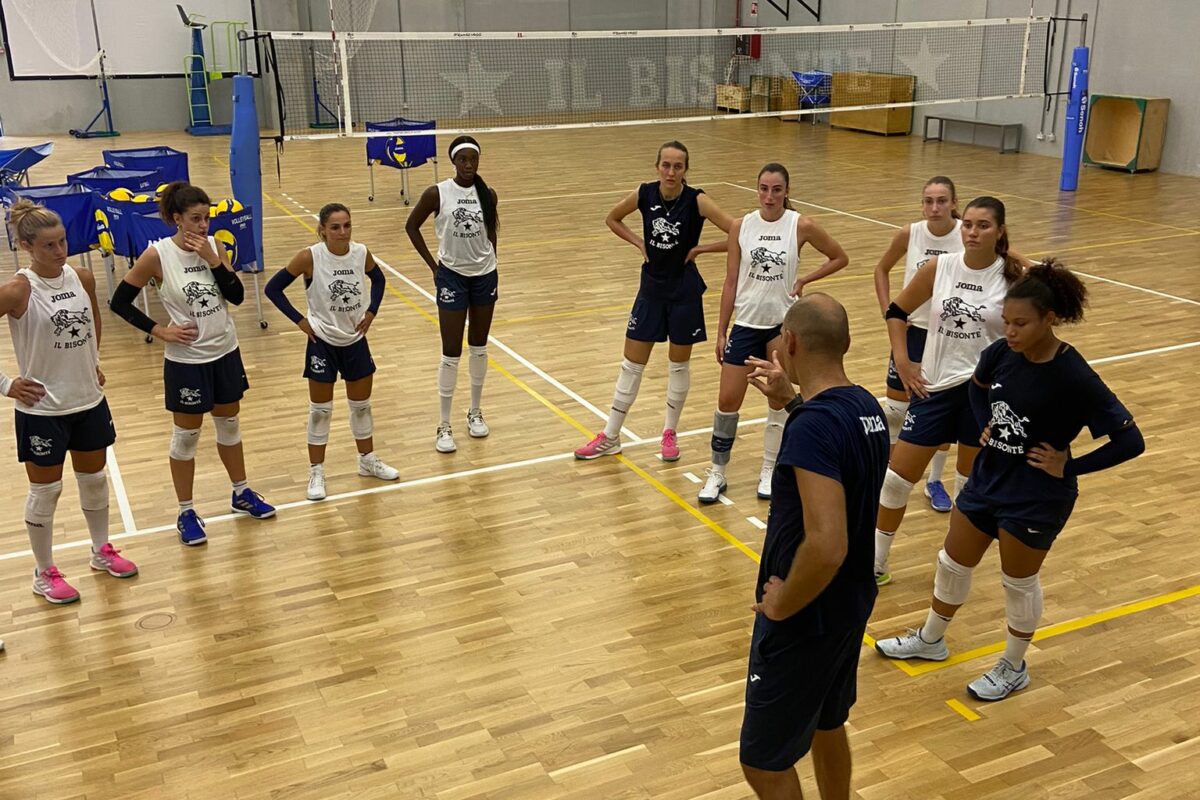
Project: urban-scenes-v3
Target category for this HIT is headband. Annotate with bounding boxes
[450,142,480,158]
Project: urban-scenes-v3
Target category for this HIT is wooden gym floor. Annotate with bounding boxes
[1,119,1199,799]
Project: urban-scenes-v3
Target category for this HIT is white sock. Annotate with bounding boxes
[874,528,895,573]
[954,471,969,499]
[763,407,787,471]
[1003,633,1032,667]
[921,609,952,643]
[232,480,248,494]
[604,359,645,439]
[26,482,61,573]
[76,471,110,550]
[928,449,948,483]
[179,500,194,514]
[438,355,460,424]
[664,359,690,431]
[468,345,487,409]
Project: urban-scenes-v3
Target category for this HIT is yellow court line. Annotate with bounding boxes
[1027,230,1200,259]
[946,699,980,722]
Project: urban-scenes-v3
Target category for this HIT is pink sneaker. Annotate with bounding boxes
[660,428,680,462]
[90,543,139,578]
[575,432,622,460]
[32,566,80,604]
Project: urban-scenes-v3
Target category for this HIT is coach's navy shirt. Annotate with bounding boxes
[637,182,707,300]
[971,339,1133,505]
[759,385,890,635]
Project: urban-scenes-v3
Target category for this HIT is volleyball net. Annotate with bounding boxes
[256,16,1052,140]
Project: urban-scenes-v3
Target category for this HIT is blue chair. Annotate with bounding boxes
[0,143,53,188]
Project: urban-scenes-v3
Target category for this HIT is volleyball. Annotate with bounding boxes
[156,182,170,196]
[131,193,155,203]
[212,198,245,215]
[107,187,134,201]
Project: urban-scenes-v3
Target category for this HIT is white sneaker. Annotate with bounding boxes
[307,464,326,501]
[466,408,490,438]
[698,468,727,504]
[967,657,1030,701]
[358,452,399,481]
[756,465,773,500]
[874,628,950,661]
[436,422,457,453]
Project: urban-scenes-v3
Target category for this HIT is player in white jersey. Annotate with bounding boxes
[406,135,499,454]
[265,202,398,500]
[874,197,1025,586]
[0,200,137,611]
[873,176,963,515]
[111,182,275,546]
[699,163,848,504]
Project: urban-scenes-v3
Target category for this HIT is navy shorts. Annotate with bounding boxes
[740,615,866,771]
[164,348,249,414]
[724,324,782,367]
[303,335,376,383]
[898,381,980,447]
[955,486,1077,551]
[886,325,929,393]
[435,264,498,311]
[15,398,116,466]
[627,291,707,345]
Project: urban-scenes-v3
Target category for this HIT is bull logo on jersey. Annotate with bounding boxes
[309,355,327,373]
[988,401,1030,454]
[183,281,221,308]
[50,308,90,337]
[179,387,202,406]
[940,297,986,323]
[452,207,484,233]
[328,279,361,304]
[750,247,787,280]
[651,217,680,246]
[28,435,53,457]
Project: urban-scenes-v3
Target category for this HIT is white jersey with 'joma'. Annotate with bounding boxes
[153,236,239,364]
[434,178,496,277]
[8,267,103,416]
[903,219,963,330]
[306,241,368,347]
[920,252,1008,393]
[735,208,799,329]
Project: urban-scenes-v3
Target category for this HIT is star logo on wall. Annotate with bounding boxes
[899,36,950,93]
[439,52,511,115]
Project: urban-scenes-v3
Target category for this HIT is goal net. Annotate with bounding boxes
[262,17,1050,140]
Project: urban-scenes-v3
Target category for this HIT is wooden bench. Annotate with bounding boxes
[923,115,1022,153]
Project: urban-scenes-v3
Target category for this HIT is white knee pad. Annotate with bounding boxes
[613,359,645,413]
[468,345,488,385]
[308,401,333,445]
[1002,572,1043,634]
[667,359,690,395]
[75,470,109,511]
[954,471,969,499]
[879,468,915,509]
[213,414,241,447]
[883,398,909,445]
[933,548,974,606]
[169,425,201,461]
[438,355,460,398]
[26,480,64,518]
[348,398,373,440]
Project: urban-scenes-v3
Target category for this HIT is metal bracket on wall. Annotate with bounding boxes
[767,0,822,21]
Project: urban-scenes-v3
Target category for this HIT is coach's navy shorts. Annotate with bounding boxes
[886,325,929,393]
[724,324,782,367]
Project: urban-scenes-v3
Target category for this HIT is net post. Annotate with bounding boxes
[1059,41,1089,191]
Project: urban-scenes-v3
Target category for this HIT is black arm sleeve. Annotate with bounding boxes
[212,265,245,306]
[1063,424,1145,478]
[366,266,385,315]
[265,269,305,324]
[109,281,157,335]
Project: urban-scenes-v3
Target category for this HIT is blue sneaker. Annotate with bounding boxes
[177,510,207,546]
[231,488,276,519]
[925,480,952,513]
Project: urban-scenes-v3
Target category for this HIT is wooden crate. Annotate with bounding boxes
[716,83,750,113]
[778,78,800,121]
[749,75,784,113]
[829,72,915,135]
[1083,95,1170,172]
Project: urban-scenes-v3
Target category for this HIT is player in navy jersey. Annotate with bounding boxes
[575,141,734,462]
[737,294,889,799]
[875,261,1144,701]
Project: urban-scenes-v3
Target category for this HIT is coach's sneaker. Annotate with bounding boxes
[436,423,457,453]
[874,628,949,661]
[90,543,138,578]
[925,480,952,513]
[177,510,207,546]
[698,469,727,504]
[466,408,490,438]
[575,432,621,460]
[307,464,327,501]
[232,488,276,519]
[359,452,399,481]
[660,428,680,462]
[32,566,80,604]
[757,465,773,500]
[967,657,1030,701]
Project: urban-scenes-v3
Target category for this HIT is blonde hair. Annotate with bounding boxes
[8,198,64,244]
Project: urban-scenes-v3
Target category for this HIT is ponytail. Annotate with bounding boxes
[8,198,63,244]
[158,181,211,224]
[1006,258,1087,323]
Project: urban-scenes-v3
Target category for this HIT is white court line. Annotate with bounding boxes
[683,472,702,484]
[720,181,1200,308]
[262,189,630,221]
[105,445,138,537]
[747,516,767,530]
[547,743,648,779]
